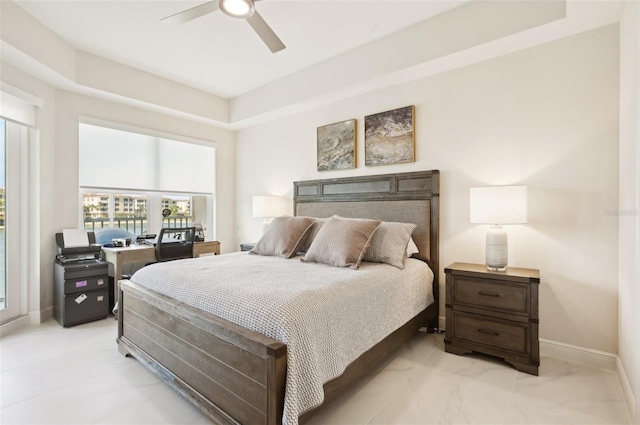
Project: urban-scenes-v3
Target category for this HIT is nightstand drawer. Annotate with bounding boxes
[453,277,529,315]
[451,311,530,355]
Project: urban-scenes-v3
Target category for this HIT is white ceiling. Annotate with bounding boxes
[13,0,470,98]
[5,0,626,128]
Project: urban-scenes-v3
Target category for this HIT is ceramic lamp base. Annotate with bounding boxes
[485,225,508,271]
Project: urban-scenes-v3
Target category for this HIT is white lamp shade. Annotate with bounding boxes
[470,186,527,225]
[252,196,288,218]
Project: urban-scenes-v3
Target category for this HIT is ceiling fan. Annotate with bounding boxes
[161,0,285,53]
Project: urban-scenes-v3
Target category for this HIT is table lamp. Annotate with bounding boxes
[252,195,288,234]
[470,185,527,271]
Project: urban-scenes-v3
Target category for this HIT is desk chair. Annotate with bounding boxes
[154,227,196,263]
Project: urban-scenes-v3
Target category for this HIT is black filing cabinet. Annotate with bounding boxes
[54,259,109,327]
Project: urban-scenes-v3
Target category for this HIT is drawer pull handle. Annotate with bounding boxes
[478,291,500,297]
[477,328,500,337]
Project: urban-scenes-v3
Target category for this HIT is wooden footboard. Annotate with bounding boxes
[117,279,287,425]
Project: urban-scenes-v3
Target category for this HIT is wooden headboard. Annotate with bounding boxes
[293,170,440,298]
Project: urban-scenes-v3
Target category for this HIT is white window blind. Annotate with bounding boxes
[79,124,215,193]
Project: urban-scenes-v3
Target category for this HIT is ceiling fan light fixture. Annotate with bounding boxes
[219,0,255,19]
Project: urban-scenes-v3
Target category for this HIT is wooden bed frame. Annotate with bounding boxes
[117,170,440,425]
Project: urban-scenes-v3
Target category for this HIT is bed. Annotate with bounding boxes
[116,170,440,425]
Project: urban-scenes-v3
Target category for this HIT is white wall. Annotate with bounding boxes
[0,62,236,320]
[619,2,639,422]
[236,25,620,354]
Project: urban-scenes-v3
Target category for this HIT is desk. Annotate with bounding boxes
[102,241,220,304]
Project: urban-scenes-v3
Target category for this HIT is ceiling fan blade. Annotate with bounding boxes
[246,11,285,53]
[161,1,220,25]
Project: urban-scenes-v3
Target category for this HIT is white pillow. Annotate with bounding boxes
[406,237,419,256]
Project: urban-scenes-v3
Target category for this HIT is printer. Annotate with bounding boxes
[54,230,109,327]
[55,231,102,262]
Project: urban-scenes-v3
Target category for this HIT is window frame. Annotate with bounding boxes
[0,120,30,323]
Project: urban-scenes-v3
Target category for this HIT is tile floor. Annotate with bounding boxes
[0,317,631,425]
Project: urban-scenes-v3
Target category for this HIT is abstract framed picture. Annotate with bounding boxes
[364,105,415,166]
[316,119,357,171]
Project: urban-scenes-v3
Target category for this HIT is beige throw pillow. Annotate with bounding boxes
[250,216,314,258]
[301,216,381,269]
[363,221,417,269]
[298,217,327,252]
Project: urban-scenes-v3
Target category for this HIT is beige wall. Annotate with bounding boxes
[236,25,620,354]
[619,2,640,422]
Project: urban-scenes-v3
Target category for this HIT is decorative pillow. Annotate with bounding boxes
[298,217,327,252]
[250,216,314,258]
[301,216,381,269]
[363,221,417,269]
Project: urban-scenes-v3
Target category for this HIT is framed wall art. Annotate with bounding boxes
[316,119,356,171]
[364,105,415,166]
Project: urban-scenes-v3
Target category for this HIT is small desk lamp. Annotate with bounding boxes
[470,185,527,271]
[252,195,288,234]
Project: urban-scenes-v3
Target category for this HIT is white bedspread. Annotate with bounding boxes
[130,252,434,425]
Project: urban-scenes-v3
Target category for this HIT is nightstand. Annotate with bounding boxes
[240,243,256,252]
[444,262,540,375]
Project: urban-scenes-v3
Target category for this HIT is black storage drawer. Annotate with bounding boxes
[63,275,107,295]
[59,260,108,280]
[60,288,109,327]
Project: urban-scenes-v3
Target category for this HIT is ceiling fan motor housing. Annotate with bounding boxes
[219,0,255,19]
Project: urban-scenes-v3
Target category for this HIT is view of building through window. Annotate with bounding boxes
[82,192,149,234]
[161,195,191,228]
[82,192,204,235]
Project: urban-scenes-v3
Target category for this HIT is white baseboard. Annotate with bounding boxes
[0,315,31,337]
[540,339,637,423]
[30,306,53,324]
[617,357,637,424]
[540,338,618,371]
[0,307,55,337]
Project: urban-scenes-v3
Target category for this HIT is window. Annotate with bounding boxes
[0,85,39,324]
[79,123,215,239]
[0,118,31,322]
[82,192,148,234]
[162,194,190,228]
